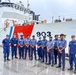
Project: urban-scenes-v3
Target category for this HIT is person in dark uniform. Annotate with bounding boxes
[47,37,54,66]
[24,35,31,59]
[68,35,76,74]
[2,35,10,62]
[30,35,37,60]
[41,36,47,63]
[54,35,59,64]
[11,34,18,59]
[37,37,42,61]
[56,34,67,71]
[18,35,25,59]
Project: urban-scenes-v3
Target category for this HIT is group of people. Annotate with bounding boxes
[2,33,76,74]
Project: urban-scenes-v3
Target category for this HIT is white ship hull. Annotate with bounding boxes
[0,21,76,54]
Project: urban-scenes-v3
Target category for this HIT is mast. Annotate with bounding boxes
[8,0,11,2]
[27,0,30,9]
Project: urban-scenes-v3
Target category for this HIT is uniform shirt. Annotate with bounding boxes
[58,39,67,49]
[18,38,24,46]
[24,38,31,45]
[54,39,59,48]
[30,39,37,46]
[69,40,76,54]
[37,40,42,46]
[47,40,54,49]
[2,38,10,48]
[41,40,47,47]
[11,38,18,46]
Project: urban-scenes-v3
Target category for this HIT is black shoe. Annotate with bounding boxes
[15,57,18,59]
[7,59,10,61]
[51,65,54,67]
[56,66,61,68]
[54,63,57,65]
[35,59,37,61]
[62,68,65,71]
[46,63,50,65]
[46,62,51,65]
[4,59,6,62]
[41,60,44,63]
[68,67,73,70]
[30,58,33,60]
[74,70,76,74]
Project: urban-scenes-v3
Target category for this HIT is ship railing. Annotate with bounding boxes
[0,2,31,13]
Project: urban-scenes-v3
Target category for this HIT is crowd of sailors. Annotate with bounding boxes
[2,34,76,73]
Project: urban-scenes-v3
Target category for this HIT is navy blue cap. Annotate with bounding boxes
[60,34,64,36]
[32,35,35,37]
[6,34,9,37]
[55,35,58,37]
[49,36,53,38]
[71,35,75,38]
[20,34,23,37]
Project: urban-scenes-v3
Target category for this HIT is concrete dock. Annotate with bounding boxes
[0,47,75,75]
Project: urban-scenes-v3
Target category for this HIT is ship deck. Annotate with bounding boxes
[0,47,75,75]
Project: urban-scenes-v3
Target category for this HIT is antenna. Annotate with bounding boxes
[8,0,11,2]
[27,0,30,9]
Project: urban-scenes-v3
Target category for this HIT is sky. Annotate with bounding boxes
[3,0,76,22]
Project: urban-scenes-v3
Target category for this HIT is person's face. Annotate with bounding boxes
[49,38,52,41]
[21,36,23,39]
[27,36,30,39]
[43,38,46,40]
[13,35,16,38]
[32,37,35,39]
[55,36,58,39]
[60,36,64,40]
[71,37,75,41]
[6,36,9,39]
[39,38,41,40]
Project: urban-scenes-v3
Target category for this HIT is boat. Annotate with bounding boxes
[0,0,76,56]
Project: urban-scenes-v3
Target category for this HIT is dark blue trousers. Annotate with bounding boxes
[48,50,54,65]
[11,46,17,58]
[19,47,24,59]
[25,46,30,59]
[3,47,10,59]
[30,46,36,60]
[69,54,76,69]
[38,47,42,59]
[42,47,47,62]
[54,48,58,64]
[58,51,65,69]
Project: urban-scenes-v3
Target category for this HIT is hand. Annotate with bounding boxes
[9,43,11,46]
[37,46,40,48]
[47,48,50,52]
[26,45,29,48]
[20,46,23,48]
[32,46,34,48]
[59,49,62,54]
[68,53,69,56]
[55,48,58,50]
[42,47,44,50]
[75,54,76,57]
[14,44,16,46]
